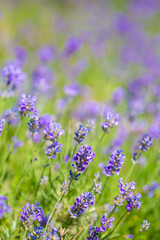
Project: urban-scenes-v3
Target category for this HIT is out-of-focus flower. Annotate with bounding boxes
[11,136,23,149]
[60,180,69,195]
[40,176,48,186]
[64,36,82,57]
[112,87,125,105]
[72,145,95,172]
[0,196,11,219]
[42,221,59,240]
[18,94,37,117]
[101,112,119,133]
[68,192,95,218]
[86,119,96,132]
[140,220,150,232]
[37,45,54,62]
[0,119,5,135]
[143,181,159,197]
[1,61,26,94]
[2,107,19,125]
[14,46,27,65]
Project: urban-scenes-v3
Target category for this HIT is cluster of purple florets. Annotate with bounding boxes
[2,107,18,125]
[114,178,141,211]
[20,202,45,228]
[44,121,65,142]
[101,112,119,133]
[74,124,89,143]
[1,61,26,95]
[138,134,153,152]
[87,213,114,240]
[140,220,150,232]
[0,196,11,219]
[103,149,125,176]
[68,192,95,218]
[44,121,64,159]
[27,226,43,239]
[28,116,40,135]
[18,94,37,117]
[72,145,95,172]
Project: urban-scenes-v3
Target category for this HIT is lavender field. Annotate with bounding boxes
[0,0,160,239]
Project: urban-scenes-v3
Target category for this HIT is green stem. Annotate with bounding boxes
[98,177,109,202]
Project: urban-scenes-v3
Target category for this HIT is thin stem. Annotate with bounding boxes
[102,211,127,240]
[98,177,109,202]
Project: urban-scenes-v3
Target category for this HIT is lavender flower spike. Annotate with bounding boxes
[44,121,64,142]
[45,141,62,159]
[101,112,119,133]
[74,124,89,144]
[0,196,11,219]
[72,145,95,172]
[68,192,95,218]
[18,94,37,117]
[103,149,125,176]
[138,134,153,152]
[100,213,115,232]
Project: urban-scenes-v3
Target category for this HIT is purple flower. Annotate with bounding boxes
[72,145,95,172]
[11,136,23,149]
[126,193,141,211]
[140,220,150,232]
[0,119,5,135]
[20,202,44,228]
[37,45,54,62]
[143,181,159,197]
[42,222,59,240]
[27,226,43,239]
[45,141,62,159]
[28,116,40,135]
[101,112,119,133]
[100,213,114,232]
[60,179,69,195]
[68,192,95,218]
[93,182,103,194]
[64,36,82,56]
[0,196,11,219]
[18,94,37,117]
[103,149,125,176]
[74,125,89,144]
[1,61,26,94]
[63,83,79,99]
[44,121,64,142]
[32,65,54,94]
[87,226,100,240]
[138,134,153,152]
[14,46,27,65]
[112,87,125,105]
[2,107,19,125]
[118,178,135,197]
